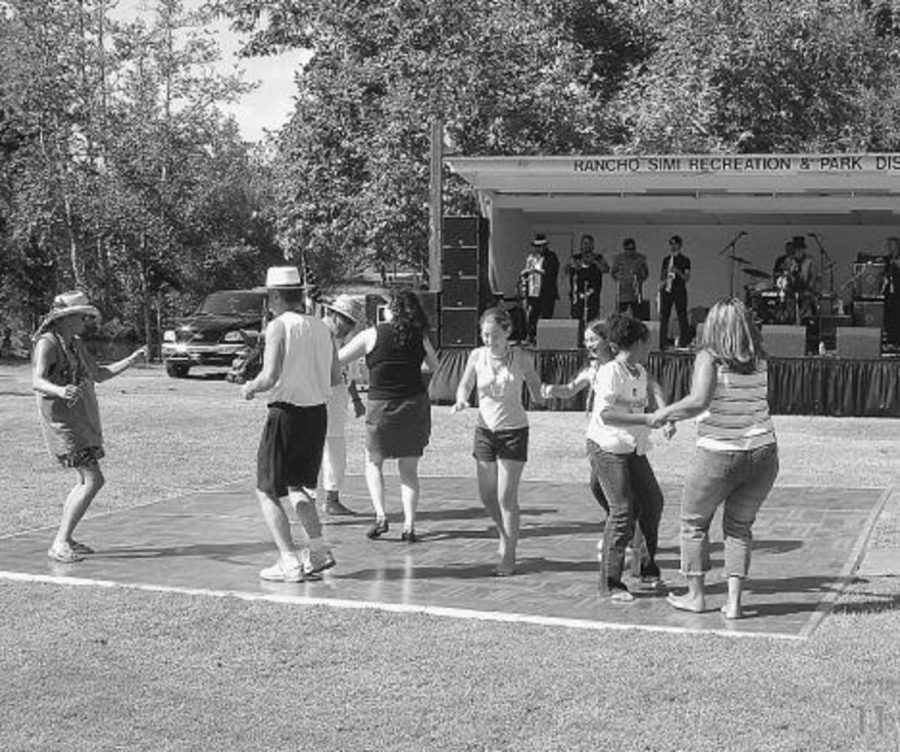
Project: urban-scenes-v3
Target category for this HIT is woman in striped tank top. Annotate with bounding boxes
[650,298,779,619]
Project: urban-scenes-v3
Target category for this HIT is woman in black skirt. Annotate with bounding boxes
[339,289,439,541]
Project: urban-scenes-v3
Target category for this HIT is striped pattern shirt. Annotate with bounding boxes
[696,361,776,451]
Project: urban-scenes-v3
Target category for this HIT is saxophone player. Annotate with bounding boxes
[658,235,692,349]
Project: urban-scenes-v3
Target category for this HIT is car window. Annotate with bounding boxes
[197,291,265,316]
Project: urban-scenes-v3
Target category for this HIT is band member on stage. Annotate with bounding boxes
[882,236,900,350]
[611,238,648,319]
[772,240,800,324]
[773,237,818,324]
[568,234,609,331]
[657,235,692,349]
[791,236,819,321]
[519,233,560,344]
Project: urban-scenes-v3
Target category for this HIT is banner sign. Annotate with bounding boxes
[572,154,900,175]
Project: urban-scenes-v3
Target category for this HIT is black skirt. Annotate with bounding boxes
[365,390,431,462]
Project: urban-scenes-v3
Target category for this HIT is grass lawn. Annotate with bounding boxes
[1,361,899,752]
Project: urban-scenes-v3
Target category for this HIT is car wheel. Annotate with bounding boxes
[165,362,190,378]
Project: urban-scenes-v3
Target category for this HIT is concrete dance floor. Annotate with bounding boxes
[0,476,889,639]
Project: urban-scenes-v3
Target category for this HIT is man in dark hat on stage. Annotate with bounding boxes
[520,232,560,343]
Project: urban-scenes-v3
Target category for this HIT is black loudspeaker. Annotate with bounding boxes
[852,300,884,328]
[853,262,886,299]
[415,291,439,332]
[442,277,478,308]
[440,308,479,347]
[443,216,481,248]
[443,247,480,277]
[441,216,490,305]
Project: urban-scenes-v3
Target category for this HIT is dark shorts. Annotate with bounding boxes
[473,425,529,463]
[365,391,431,462]
[257,402,327,499]
[57,446,105,469]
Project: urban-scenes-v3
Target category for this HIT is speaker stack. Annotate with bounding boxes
[440,216,490,347]
[842,254,884,356]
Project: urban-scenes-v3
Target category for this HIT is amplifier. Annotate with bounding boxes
[852,262,886,299]
[852,300,884,328]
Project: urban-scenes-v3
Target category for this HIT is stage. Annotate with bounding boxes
[429,348,900,417]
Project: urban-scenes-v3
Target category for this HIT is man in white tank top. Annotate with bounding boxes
[242,266,340,582]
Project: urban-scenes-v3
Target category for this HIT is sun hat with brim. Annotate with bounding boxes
[265,266,304,289]
[322,294,365,325]
[36,291,100,334]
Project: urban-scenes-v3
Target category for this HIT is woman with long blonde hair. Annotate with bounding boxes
[650,298,779,619]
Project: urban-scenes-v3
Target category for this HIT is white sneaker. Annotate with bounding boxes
[259,558,303,583]
[301,548,336,576]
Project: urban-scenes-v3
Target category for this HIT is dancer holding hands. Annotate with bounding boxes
[649,298,778,619]
[338,289,439,542]
[452,307,544,576]
[544,314,670,601]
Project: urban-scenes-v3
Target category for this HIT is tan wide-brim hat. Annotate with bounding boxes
[36,291,100,335]
[322,294,365,325]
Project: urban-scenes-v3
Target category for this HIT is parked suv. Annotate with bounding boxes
[162,290,266,378]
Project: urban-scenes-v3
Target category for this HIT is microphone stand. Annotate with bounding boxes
[808,234,835,296]
[719,231,747,298]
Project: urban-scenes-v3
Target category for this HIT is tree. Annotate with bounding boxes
[210,0,649,282]
[0,0,277,345]
[611,0,900,153]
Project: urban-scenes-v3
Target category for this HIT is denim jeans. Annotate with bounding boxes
[680,443,779,578]
[587,440,664,585]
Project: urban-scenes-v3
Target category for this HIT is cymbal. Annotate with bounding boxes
[742,268,770,279]
[730,256,753,265]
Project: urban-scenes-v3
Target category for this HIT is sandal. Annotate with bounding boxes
[47,544,84,563]
[68,540,95,555]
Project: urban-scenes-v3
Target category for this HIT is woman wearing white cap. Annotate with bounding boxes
[32,291,147,563]
[319,294,367,516]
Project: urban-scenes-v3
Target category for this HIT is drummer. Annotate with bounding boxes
[773,237,818,322]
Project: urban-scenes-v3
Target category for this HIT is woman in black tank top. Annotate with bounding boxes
[339,290,440,542]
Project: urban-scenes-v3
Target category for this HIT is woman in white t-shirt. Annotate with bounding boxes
[651,298,778,619]
[581,315,671,602]
[452,308,544,576]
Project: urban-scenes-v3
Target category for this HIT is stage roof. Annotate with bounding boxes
[444,153,900,226]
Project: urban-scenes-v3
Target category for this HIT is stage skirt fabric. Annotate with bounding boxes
[427,349,900,418]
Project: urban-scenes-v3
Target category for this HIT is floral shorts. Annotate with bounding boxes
[57,446,105,469]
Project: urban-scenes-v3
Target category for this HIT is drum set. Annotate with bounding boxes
[740,263,802,325]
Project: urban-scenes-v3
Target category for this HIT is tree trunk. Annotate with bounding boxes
[139,237,153,360]
[62,192,86,290]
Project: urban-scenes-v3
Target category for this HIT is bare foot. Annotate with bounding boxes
[493,558,516,577]
[720,603,743,620]
[667,591,706,613]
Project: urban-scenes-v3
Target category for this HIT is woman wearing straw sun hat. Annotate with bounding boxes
[319,293,367,516]
[32,291,147,563]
